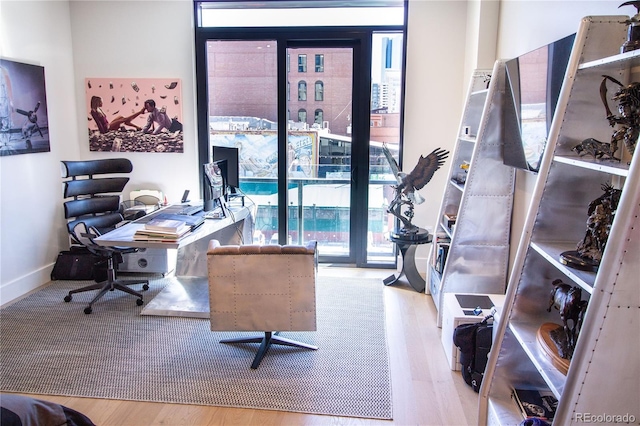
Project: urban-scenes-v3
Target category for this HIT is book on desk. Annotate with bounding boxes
[133,232,189,242]
[133,228,190,242]
[144,218,189,233]
[134,218,191,242]
[150,213,205,230]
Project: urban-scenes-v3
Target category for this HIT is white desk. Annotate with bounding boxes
[96,202,254,277]
[95,202,255,318]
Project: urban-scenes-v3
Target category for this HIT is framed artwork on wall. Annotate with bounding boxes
[0,58,51,156]
[85,78,183,153]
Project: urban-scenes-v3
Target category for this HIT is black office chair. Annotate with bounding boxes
[61,159,149,314]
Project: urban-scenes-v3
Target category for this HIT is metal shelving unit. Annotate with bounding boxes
[427,61,516,326]
[479,16,640,425]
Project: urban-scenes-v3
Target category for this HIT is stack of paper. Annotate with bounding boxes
[134,218,190,242]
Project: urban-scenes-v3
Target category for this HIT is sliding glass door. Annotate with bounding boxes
[286,44,354,260]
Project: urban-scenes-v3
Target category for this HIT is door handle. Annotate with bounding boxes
[351,166,357,186]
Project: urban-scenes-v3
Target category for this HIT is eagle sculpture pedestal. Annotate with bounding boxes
[383,228,432,292]
[380,144,449,292]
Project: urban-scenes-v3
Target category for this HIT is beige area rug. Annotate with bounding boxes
[0,275,392,419]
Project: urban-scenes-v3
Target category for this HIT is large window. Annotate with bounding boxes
[195,1,407,267]
[198,2,404,27]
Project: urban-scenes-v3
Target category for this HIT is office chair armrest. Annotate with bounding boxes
[71,222,102,247]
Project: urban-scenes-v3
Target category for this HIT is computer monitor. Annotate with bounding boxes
[212,145,239,193]
[202,159,227,211]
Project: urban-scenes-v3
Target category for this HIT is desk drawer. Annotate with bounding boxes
[120,248,177,274]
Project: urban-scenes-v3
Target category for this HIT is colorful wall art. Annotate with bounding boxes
[85,78,183,153]
[0,58,51,156]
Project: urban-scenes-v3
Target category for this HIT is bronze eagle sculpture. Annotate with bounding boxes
[383,144,449,234]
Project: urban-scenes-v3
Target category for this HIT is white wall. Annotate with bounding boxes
[69,0,199,203]
[404,0,469,265]
[0,1,80,303]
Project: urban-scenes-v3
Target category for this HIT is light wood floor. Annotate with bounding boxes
[9,266,479,425]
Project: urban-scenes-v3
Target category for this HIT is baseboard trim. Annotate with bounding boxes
[1,264,53,308]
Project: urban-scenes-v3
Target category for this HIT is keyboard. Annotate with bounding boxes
[178,205,204,216]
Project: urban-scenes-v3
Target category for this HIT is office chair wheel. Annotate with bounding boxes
[84,306,92,314]
[64,294,72,302]
[143,284,149,291]
[136,298,143,306]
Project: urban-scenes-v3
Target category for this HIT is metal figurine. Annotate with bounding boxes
[600,74,640,159]
[619,1,640,53]
[546,279,588,359]
[572,137,617,160]
[382,144,449,236]
[560,183,622,271]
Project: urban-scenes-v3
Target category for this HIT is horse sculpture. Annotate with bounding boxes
[547,279,588,358]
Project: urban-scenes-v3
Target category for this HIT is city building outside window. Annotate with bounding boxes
[298,81,307,101]
[298,54,307,72]
[315,54,324,72]
[315,81,324,101]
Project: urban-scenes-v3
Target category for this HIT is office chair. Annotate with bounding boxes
[61,158,149,314]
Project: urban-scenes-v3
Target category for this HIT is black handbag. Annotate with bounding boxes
[453,314,494,392]
[51,246,107,282]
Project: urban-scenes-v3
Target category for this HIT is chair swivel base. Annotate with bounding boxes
[221,331,318,369]
[64,278,149,314]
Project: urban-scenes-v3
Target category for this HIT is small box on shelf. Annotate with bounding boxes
[443,213,457,230]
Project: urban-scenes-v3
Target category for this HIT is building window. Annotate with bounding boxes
[315,109,323,125]
[298,54,307,72]
[298,109,307,123]
[315,81,324,101]
[298,81,307,101]
[315,54,324,72]
[287,81,290,101]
